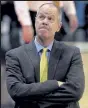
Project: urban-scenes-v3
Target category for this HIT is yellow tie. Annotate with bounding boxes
[40,48,48,82]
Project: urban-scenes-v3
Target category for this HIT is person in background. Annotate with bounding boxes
[74,1,88,41]
[6,3,84,108]
[14,1,78,43]
[1,1,21,50]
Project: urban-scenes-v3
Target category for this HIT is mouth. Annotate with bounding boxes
[39,28,49,33]
[40,28,47,30]
[39,28,49,32]
[39,26,49,30]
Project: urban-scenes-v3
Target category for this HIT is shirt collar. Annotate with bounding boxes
[34,36,54,53]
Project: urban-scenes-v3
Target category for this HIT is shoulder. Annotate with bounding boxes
[55,41,81,54]
[5,43,32,57]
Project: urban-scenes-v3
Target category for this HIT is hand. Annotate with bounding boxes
[69,15,78,32]
[57,81,64,86]
[22,25,34,43]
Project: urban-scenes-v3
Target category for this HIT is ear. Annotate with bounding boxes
[56,22,62,32]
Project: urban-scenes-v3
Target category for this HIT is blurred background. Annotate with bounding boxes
[1,1,88,108]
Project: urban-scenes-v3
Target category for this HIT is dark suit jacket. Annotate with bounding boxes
[5,40,85,108]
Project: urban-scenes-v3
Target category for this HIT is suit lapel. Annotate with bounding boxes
[48,40,63,80]
[24,41,40,82]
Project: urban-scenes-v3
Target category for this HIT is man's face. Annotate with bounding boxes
[35,4,61,40]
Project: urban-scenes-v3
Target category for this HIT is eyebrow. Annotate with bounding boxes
[38,12,55,17]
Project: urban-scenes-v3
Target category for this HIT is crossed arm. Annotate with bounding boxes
[5,47,85,105]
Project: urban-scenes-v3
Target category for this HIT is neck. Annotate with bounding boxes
[36,36,54,47]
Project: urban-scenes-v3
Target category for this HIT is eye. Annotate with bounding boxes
[48,17,52,20]
[39,15,45,20]
[48,17,54,22]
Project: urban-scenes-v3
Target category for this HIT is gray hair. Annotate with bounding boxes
[36,3,62,22]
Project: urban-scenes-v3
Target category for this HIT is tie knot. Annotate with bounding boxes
[43,48,47,53]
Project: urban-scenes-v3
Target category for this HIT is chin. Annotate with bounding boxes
[38,31,48,37]
[41,34,49,38]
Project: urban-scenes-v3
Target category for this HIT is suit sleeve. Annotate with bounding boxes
[40,47,85,104]
[5,50,59,102]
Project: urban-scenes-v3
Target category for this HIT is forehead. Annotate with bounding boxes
[38,4,58,16]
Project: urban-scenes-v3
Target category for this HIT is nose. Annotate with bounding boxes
[42,18,48,25]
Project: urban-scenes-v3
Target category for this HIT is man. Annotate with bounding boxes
[5,3,84,108]
[14,1,78,43]
[1,1,21,50]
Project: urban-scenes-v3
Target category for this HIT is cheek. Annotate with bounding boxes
[53,24,59,32]
[35,24,39,32]
[35,20,39,28]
